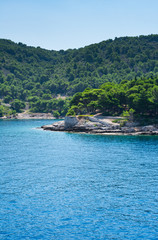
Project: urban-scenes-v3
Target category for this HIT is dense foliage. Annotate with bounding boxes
[68,76,158,117]
[0,34,158,116]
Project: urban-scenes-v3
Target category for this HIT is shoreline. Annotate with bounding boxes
[0,112,57,120]
[2,113,158,136]
[41,116,158,136]
[41,128,158,136]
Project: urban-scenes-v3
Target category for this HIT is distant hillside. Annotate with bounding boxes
[0,34,158,116]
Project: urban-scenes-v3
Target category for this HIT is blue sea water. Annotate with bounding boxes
[0,119,158,240]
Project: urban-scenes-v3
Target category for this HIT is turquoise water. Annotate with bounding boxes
[0,120,158,240]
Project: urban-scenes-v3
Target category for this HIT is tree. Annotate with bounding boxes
[66,108,76,116]
[151,86,158,114]
[0,106,4,117]
[53,110,60,118]
[42,93,52,100]
[11,99,25,112]
[4,95,12,103]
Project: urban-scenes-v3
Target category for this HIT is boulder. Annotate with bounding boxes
[141,125,158,132]
[64,116,78,129]
[121,127,135,133]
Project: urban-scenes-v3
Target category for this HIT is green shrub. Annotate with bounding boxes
[66,108,76,116]
[53,110,60,118]
[120,119,128,127]
[0,106,4,117]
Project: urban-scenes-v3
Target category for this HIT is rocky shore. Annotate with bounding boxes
[41,116,158,135]
[1,112,55,120]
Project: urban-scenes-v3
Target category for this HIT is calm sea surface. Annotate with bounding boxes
[0,120,158,240]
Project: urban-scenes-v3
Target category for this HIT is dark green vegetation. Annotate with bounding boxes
[67,76,158,119]
[0,34,158,116]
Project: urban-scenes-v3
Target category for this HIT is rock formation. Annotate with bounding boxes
[41,116,158,135]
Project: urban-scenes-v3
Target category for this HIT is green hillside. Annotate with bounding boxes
[67,76,158,122]
[0,34,158,116]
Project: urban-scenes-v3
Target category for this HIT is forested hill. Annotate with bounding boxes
[1,34,158,96]
[1,34,158,116]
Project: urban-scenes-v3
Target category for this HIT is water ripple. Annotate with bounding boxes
[0,120,158,239]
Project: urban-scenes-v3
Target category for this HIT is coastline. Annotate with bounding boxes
[41,116,158,136]
[0,112,56,120]
[2,113,158,136]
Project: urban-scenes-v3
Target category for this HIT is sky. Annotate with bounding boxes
[0,0,158,51]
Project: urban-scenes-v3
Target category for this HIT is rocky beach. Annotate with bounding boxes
[1,112,55,120]
[41,115,158,135]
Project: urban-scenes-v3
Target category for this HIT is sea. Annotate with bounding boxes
[0,119,158,240]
